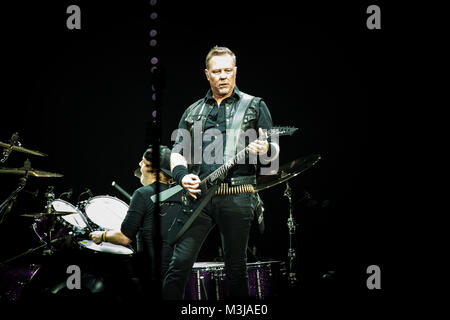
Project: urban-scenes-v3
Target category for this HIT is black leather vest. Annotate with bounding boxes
[183,91,261,174]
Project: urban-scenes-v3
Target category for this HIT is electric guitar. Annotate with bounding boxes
[168,126,298,244]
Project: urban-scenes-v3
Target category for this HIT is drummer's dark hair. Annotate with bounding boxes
[143,147,174,185]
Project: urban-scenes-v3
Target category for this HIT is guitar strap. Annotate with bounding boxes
[170,93,254,245]
[224,93,254,162]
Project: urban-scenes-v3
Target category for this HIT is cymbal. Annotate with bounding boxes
[0,167,63,177]
[0,141,47,157]
[255,154,321,192]
[21,211,75,218]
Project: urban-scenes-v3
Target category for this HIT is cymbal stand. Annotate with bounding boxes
[0,132,20,164]
[0,167,29,225]
[0,242,48,268]
[283,181,297,287]
[42,186,57,254]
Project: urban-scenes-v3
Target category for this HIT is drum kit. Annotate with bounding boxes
[0,132,322,302]
[0,133,134,303]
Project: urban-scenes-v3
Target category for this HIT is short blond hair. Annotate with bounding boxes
[205,46,236,69]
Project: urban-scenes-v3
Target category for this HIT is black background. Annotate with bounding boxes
[0,0,396,312]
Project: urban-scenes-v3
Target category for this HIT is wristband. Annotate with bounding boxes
[172,165,189,186]
[102,231,107,242]
[260,142,280,163]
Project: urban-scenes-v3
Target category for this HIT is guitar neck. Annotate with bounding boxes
[199,126,295,187]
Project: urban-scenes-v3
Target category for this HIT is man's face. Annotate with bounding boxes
[205,54,237,98]
[139,157,155,186]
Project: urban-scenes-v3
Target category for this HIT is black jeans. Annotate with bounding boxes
[162,193,255,299]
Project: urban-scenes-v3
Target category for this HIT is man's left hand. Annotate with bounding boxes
[248,128,269,155]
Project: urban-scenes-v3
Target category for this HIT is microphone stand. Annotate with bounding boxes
[283,181,298,287]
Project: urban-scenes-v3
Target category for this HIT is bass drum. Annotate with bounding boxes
[84,195,129,231]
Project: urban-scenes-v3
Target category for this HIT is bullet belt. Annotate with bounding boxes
[214,183,255,195]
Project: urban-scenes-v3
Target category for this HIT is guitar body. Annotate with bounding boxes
[180,171,217,213]
[167,184,219,245]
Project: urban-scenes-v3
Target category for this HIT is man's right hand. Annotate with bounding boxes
[181,174,202,199]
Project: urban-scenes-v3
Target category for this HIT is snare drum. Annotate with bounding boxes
[185,262,226,300]
[247,261,282,299]
[84,195,129,231]
[33,199,87,242]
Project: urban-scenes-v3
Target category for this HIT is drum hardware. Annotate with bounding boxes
[254,154,321,288]
[23,188,39,199]
[74,189,100,233]
[43,187,58,254]
[198,273,208,300]
[246,245,260,262]
[20,211,77,218]
[0,132,47,164]
[283,188,317,288]
[58,188,73,200]
[76,188,93,203]
[74,200,97,233]
[0,163,31,225]
[0,236,72,267]
[283,181,297,287]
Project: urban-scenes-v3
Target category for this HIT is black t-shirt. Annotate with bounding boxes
[121,182,181,279]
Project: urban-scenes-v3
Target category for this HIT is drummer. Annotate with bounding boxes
[89,145,181,297]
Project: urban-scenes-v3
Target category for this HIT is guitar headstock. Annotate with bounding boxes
[266,126,299,138]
